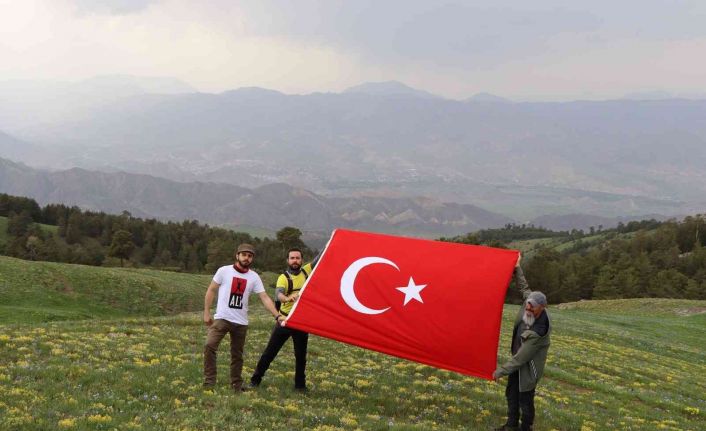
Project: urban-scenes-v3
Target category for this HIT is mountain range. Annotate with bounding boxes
[0,157,513,241]
[1,76,704,225]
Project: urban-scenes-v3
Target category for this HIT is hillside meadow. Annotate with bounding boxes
[0,257,704,430]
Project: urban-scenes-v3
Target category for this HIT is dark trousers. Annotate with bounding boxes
[203,319,248,389]
[251,323,309,388]
[505,371,535,430]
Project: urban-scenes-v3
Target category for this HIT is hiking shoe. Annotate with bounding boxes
[494,425,518,431]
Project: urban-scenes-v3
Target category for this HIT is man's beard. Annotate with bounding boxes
[522,311,535,327]
[289,263,301,272]
[237,257,252,268]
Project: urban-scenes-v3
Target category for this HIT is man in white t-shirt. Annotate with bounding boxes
[203,243,281,392]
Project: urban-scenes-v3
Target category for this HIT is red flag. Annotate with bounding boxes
[284,229,518,379]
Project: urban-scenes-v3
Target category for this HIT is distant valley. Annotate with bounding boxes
[1,76,704,227]
[0,157,514,242]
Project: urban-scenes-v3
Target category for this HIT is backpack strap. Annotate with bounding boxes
[283,271,294,295]
[283,268,308,296]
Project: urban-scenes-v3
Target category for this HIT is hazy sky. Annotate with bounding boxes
[2,0,706,100]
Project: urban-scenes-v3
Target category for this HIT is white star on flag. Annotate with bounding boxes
[396,277,427,306]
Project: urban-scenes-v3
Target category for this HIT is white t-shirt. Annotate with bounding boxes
[212,265,265,325]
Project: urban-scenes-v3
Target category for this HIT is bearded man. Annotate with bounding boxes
[202,243,281,392]
[250,248,318,391]
[493,256,551,431]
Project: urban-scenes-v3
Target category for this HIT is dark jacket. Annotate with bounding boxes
[495,267,551,392]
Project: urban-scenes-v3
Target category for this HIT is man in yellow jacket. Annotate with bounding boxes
[250,248,317,391]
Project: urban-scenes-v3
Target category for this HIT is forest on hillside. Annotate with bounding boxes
[0,193,312,273]
[2,193,705,302]
[444,218,706,302]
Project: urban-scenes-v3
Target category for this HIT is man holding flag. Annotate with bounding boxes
[250,248,319,391]
[493,256,551,431]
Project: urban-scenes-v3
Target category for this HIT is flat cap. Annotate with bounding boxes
[236,243,256,255]
[527,291,547,306]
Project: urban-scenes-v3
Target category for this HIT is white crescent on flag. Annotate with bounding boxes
[339,256,398,315]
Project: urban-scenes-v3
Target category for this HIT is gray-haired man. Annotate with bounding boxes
[493,256,551,431]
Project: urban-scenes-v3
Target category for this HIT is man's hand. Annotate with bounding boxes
[203,281,218,327]
[515,253,522,268]
[492,369,502,382]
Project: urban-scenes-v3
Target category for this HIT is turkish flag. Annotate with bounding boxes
[284,229,519,379]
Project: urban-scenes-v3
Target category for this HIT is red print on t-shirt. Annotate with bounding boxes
[231,277,247,295]
[229,277,248,309]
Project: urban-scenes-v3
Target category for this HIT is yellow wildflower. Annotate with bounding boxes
[58,418,76,428]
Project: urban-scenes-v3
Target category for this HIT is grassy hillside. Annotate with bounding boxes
[0,256,212,323]
[508,232,611,258]
[0,286,704,429]
[0,256,279,324]
[507,229,647,258]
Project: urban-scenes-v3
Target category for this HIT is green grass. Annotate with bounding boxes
[509,231,643,258]
[508,237,563,254]
[509,233,613,258]
[42,223,58,234]
[555,297,706,316]
[0,256,212,323]
[0,259,704,430]
[552,233,608,252]
[0,256,280,324]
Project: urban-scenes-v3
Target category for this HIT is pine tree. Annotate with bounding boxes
[109,230,135,267]
[65,212,83,245]
[276,226,306,250]
[206,238,236,272]
[6,210,33,237]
